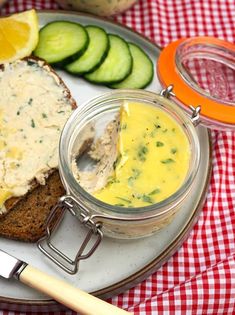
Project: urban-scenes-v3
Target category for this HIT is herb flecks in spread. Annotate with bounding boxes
[75,101,190,207]
[0,59,73,213]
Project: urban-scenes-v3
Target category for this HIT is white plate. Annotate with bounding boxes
[0,11,212,311]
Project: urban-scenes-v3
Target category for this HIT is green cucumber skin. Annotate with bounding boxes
[84,34,133,85]
[34,21,89,66]
[65,25,110,75]
[109,42,154,89]
[81,43,109,74]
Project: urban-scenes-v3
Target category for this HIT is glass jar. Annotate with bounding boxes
[58,89,200,240]
[55,0,138,16]
[37,36,233,274]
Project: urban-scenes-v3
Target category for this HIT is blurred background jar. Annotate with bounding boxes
[55,0,139,16]
[0,0,7,7]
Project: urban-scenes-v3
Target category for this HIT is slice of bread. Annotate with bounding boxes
[0,171,65,242]
[0,57,76,242]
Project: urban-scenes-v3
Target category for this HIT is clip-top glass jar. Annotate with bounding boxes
[58,89,200,240]
[38,89,201,274]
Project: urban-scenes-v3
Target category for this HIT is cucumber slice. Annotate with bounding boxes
[110,43,154,89]
[65,25,109,75]
[34,21,89,65]
[84,34,132,84]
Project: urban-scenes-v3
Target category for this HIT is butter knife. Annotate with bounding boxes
[0,249,131,315]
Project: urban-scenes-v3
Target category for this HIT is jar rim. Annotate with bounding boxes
[59,89,201,219]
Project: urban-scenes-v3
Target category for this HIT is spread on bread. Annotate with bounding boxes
[74,101,191,207]
[0,58,74,214]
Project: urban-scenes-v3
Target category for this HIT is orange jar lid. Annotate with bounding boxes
[157,37,235,130]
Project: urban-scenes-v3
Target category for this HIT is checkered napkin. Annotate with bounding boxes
[0,1,235,314]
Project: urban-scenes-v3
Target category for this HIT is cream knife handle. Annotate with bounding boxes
[19,265,132,315]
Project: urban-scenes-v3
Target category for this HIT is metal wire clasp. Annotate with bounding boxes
[37,195,103,274]
[160,84,175,98]
[160,85,201,126]
[189,105,201,126]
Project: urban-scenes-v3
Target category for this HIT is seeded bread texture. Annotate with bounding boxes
[0,57,76,242]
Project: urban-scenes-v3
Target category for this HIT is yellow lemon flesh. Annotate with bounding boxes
[0,9,38,63]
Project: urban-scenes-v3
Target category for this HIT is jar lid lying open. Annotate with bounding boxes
[157,37,235,130]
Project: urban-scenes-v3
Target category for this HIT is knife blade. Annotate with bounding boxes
[0,250,27,279]
[0,249,132,315]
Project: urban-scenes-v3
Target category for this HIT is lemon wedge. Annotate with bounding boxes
[0,9,39,63]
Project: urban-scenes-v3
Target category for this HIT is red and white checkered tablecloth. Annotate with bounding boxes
[0,0,235,314]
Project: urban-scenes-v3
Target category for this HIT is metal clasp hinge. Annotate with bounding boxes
[160,84,175,98]
[37,195,103,274]
[160,85,201,126]
[189,105,201,126]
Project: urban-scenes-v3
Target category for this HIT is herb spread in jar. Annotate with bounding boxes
[74,101,191,207]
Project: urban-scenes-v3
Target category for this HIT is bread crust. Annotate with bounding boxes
[0,171,65,242]
[0,57,76,242]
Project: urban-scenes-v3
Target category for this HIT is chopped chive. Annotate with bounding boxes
[133,168,141,177]
[161,158,175,164]
[128,177,134,186]
[156,141,164,147]
[149,188,161,195]
[107,176,117,184]
[142,194,153,203]
[28,98,33,105]
[142,146,148,154]
[171,148,177,154]
[42,113,47,118]
[128,168,141,187]
[27,60,35,66]
[121,123,127,130]
[31,119,35,128]
[132,193,142,200]
[116,197,132,204]
[154,124,161,129]
[137,145,148,161]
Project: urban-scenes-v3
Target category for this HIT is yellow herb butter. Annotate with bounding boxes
[93,101,191,207]
[0,60,74,214]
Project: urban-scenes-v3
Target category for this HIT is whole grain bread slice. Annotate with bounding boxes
[0,171,65,242]
[0,57,76,242]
